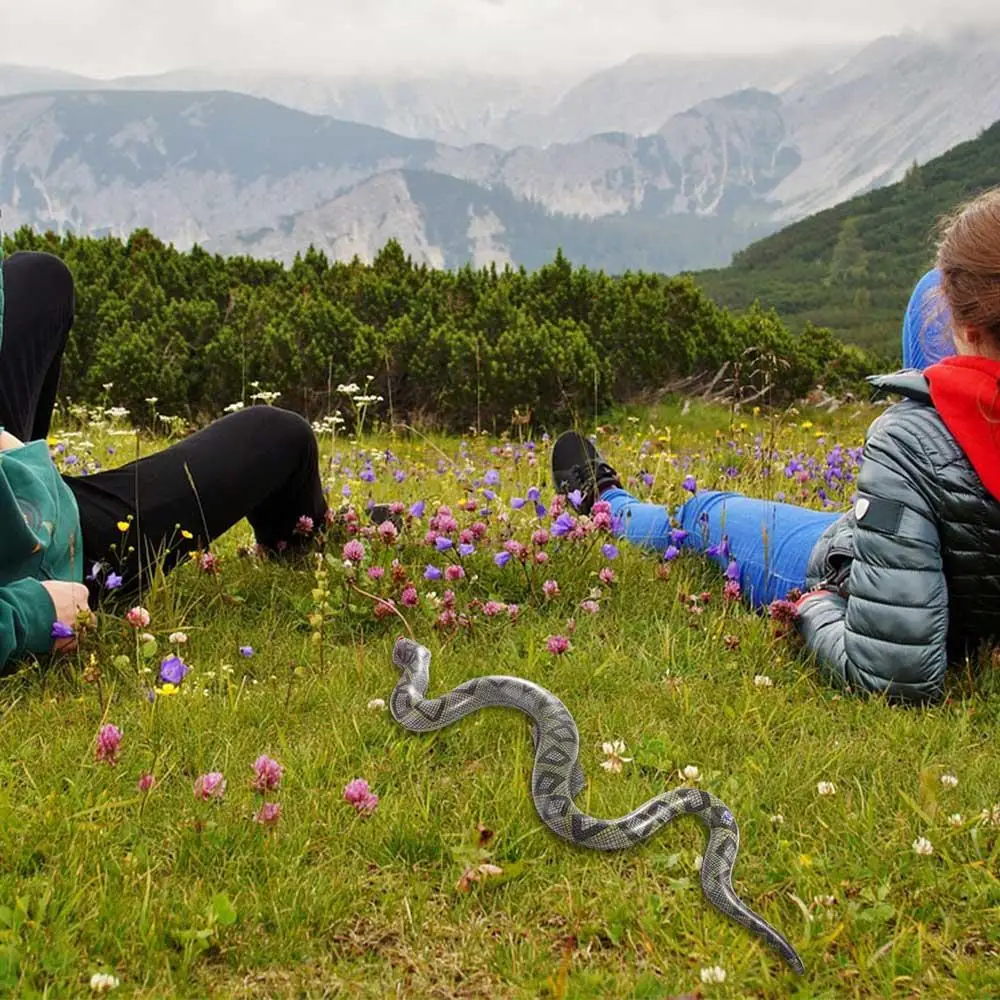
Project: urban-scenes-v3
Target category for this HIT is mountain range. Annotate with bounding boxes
[3,25,1000,272]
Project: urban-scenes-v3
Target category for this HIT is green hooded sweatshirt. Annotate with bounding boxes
[0,241,84,669]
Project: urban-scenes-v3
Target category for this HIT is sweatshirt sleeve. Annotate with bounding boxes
[796,412,949,704]
[0,577,57,671]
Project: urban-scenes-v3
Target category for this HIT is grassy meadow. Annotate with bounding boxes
[1,395,998,999]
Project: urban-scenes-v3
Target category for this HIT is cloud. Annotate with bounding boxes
[2,0,998,79]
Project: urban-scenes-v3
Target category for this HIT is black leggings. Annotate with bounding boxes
[0,252,328,603]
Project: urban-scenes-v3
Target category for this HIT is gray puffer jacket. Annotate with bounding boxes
[798,370,1000,705]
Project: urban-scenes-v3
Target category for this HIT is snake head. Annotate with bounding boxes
[392,636,423,673]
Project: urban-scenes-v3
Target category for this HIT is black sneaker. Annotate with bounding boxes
[551,431,621,514]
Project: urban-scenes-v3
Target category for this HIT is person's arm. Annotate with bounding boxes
[795,412,949,704]
[0,431,23,451]
[0,578,90,670]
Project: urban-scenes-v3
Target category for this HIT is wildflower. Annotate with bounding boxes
[137,773,156,793]
[510,497,527,510]
[159,655,189,686]
[598,567,616,585]
[724,634,741,650]
[377,520,399,544]
[567,489,584,509]
[912,836,934,856]
[194,772,227,801]
[535,551,550,564]
[89,973,121,992]
[126,606,150,628]
[409,500,425,518]
[681,765,701,782]
[199,551,219,574]
[551,512,575,538]
[948,813,964,827]
[254,802,282,827]
[368,566,386,580]
[295,515,315,536]
[601,543,619,560]
[724,559,740,582]
[580,600,600,614]
[980,805,1000,827]
[484,469,500,486]
[483,601,507,617]
[435,537,454,552]
[753,674,773,688]
[105,572,123,590]
[343,540,365,563]
[494,551,512,568]
[444,565,465,582]
[532,529,550,547]
[252,755,283,793]
[507,603,520,620]
[547,635,571,655]
[941,774,959,789]
[458,542,475,557]
[168,631,188,645]
[542,579,560,599]
[723,579,742,601]
[600,740,633,773]
[51,620,74,639]
[769,599,799,624]
[153,683,178,697]
[817,781,837,796]
[770,813,785,826]
[343,778,379,816]
[663,545,680,562]
[400,586,419,607]
[367,698,386,710]
[95,724,122,766]
[424,565,443,581]
[456,862,505,892]
[116,520,131,532]
[682,475,698,493]
[239,646,254,658]
[699,966,726,984]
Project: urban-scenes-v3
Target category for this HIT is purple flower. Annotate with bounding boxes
[435,536,453,552]
[527,487,541,502]
[95,724,122,766]
[254,802,282,827]
[568,489,584,509]
[240,646,254,658]
[663,545,680,562]
[409,500,426,518]
[641,473,655,487]
[682,475,697,493]
[725,559,740,582]
[360,466,376,483]
[87,562,103,582]
[105,572,123,590]
[252,754,283,793]
[551,512,575,538]
[494,551,512,568]
[601,543,619,560]
[159,655,189,686]
[669,528,688,546]
[458,543,475,557]
[194,772,226,801]
[51,621,74,639]
[484,470,500,486]
[424,565,443,580]
[510,497,527,510]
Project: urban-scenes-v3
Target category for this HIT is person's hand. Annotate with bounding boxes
[42,580,91,652]
[0,430,24,451]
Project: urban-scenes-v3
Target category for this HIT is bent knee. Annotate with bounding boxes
[229,406,316,455]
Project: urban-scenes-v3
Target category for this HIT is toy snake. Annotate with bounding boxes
[389,637,804,974]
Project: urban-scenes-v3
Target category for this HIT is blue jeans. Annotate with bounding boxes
[603,488,842,609]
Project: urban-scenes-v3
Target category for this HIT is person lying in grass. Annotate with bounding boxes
[553,189,1000,706]
[0,250,329,670]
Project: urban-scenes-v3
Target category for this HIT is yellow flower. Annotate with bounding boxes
[798,854,813,867]
[180,529,193,540]
[800,421,813,430]
[117,521,130,532]
[154,683,179,697]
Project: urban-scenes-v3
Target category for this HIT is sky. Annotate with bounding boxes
[3,0,999,79]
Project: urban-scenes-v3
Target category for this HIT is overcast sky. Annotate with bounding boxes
[3,0,999,79]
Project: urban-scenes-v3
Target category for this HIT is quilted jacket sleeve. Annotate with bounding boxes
[796,407,949,704]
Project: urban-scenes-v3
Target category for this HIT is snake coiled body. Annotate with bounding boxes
[389,637,804,974]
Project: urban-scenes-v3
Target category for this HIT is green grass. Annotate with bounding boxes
[1,401,999,999]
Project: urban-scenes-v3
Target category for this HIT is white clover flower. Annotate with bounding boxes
[367,698,386,711]
[753,674,774,688]
[948,813,963,827]
[681,765,701,782]
[770,813,785,826]
[912,836,934,856]
[89,972,120,992]
[981,805,1000,827]
[817,781,837,796]
[600,740,633,773]
[699,966,727,984]
[940,774,958,789]
[168,631,188,645]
